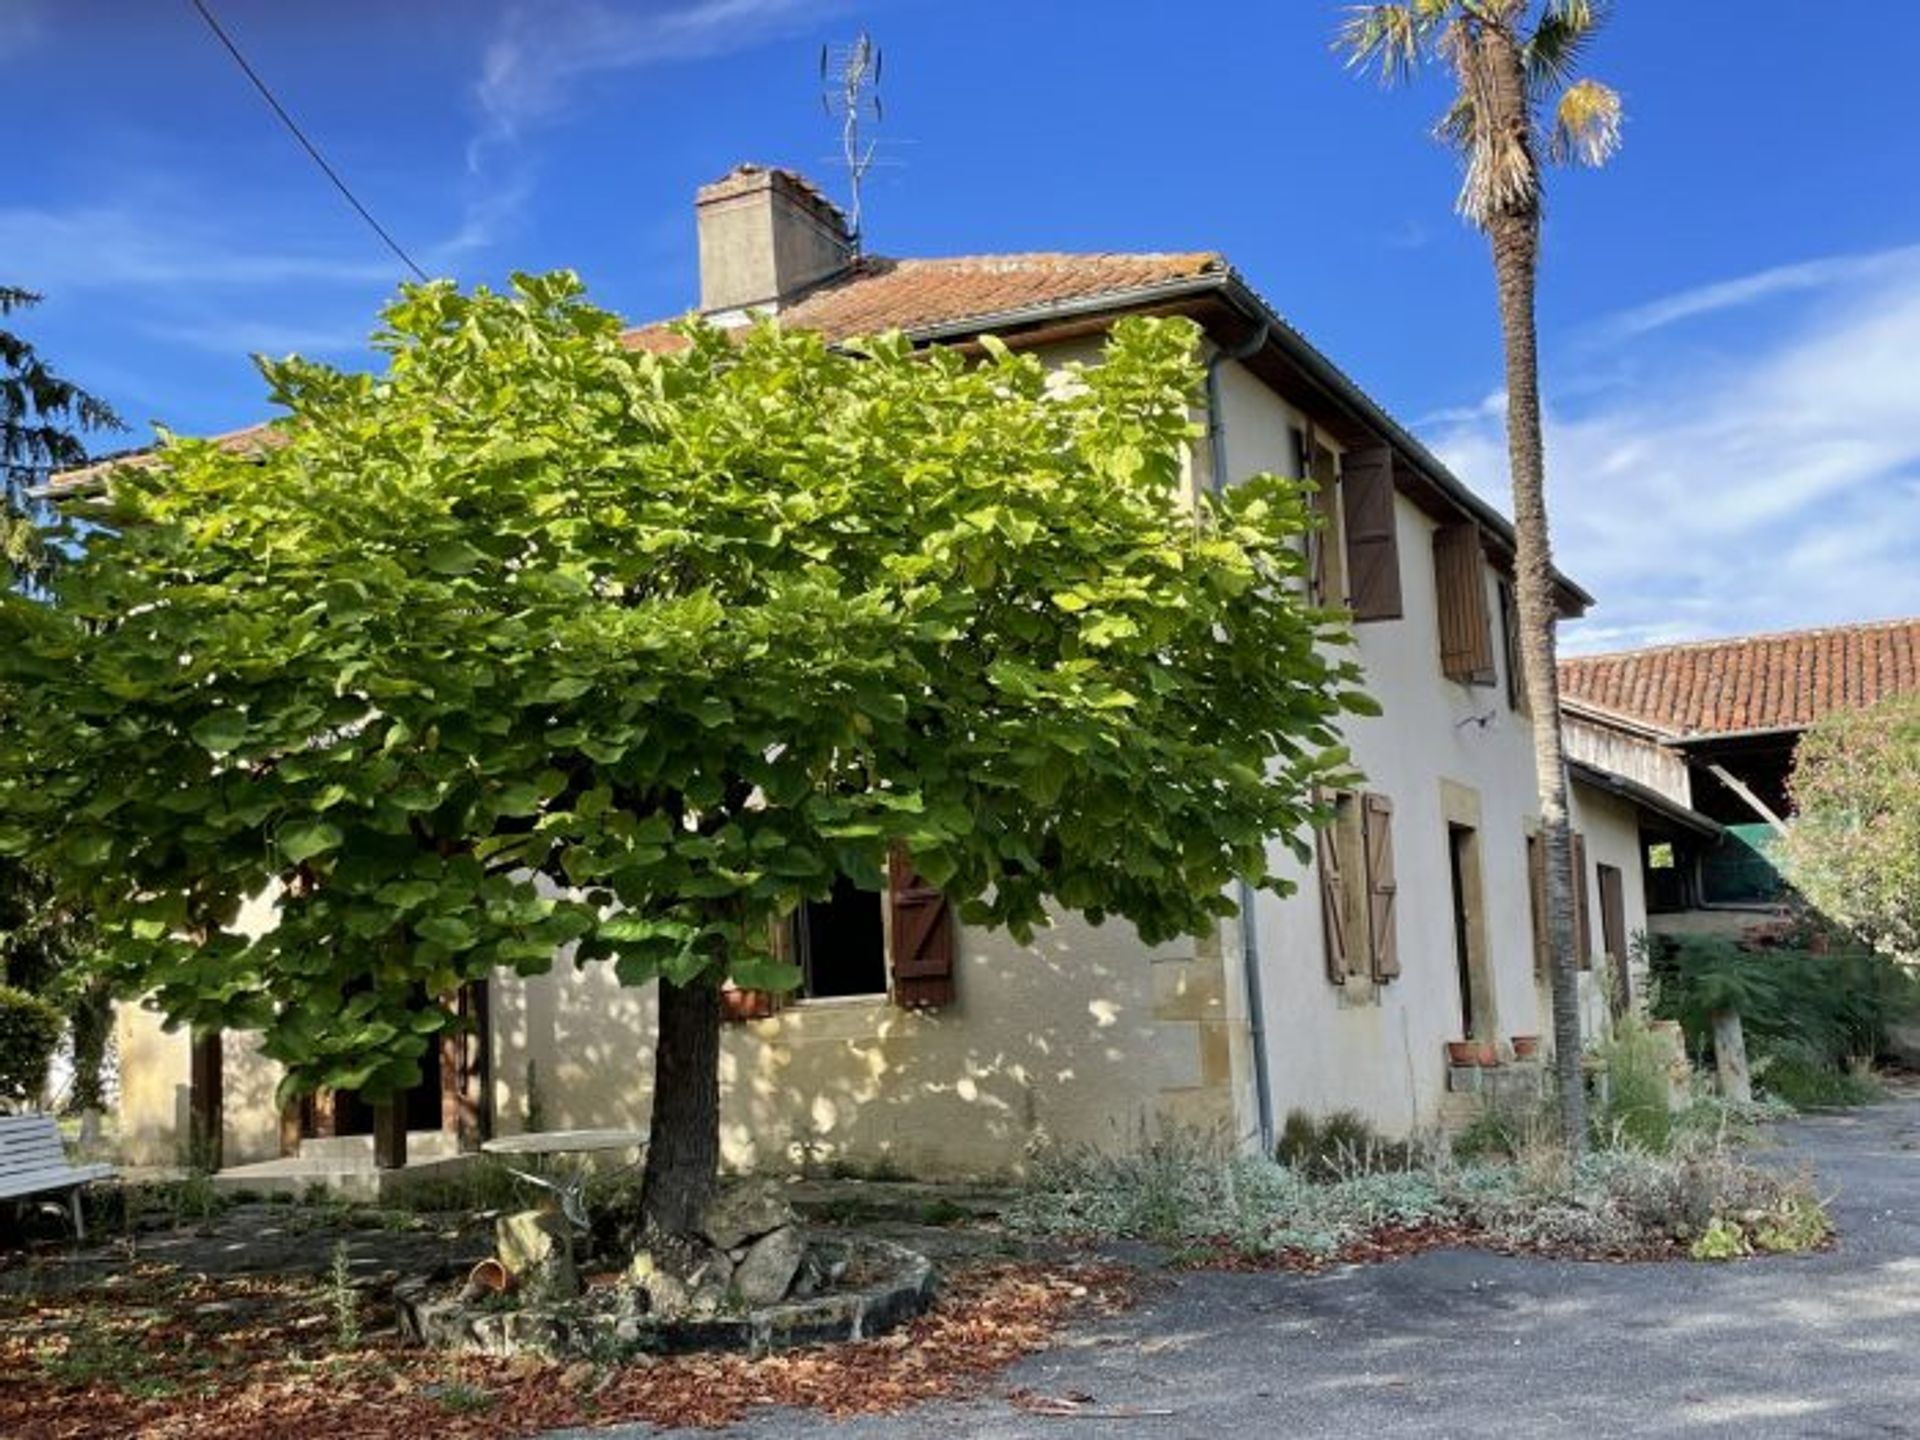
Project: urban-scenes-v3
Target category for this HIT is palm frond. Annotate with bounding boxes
[1526,0,1609,95]
[1337,3,1447,85]
[1547,77,1623,167]
[1432,94,1476,153]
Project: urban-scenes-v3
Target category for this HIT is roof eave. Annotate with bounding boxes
[1568,758,1724,839]
[914,268,1594,615]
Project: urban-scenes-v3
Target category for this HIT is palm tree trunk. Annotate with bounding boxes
[1481,27,1588,1158]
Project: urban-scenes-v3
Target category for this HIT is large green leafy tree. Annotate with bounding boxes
[1785,695,1920,960]
[3,286,123,586]
[0,274,1366,1231]
[1340,0,1621,1156]
[2,286,122,1115]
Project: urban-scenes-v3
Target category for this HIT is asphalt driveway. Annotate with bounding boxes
[578,1094,1920,1439]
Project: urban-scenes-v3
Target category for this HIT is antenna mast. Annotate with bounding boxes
[820,30,882,252]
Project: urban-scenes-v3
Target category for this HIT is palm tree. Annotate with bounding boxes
[1338,0,1621,1156]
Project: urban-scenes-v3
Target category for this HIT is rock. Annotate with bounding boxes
[700,1178,796,1252]
[733,1224,806,1307]
[790,1239,851,1299]
[628,1236,734,1320]
[496,1208,578,1299]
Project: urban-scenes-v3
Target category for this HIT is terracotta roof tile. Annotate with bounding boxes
[1559,618,1920,737]
[621,251,1225,352]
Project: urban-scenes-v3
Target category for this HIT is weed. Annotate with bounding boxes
[915,1198,973,1228]
[435,1380,495,1414]
[327,1240,361,1348]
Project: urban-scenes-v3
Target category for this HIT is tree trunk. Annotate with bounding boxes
[640,969,723,1236]
[1711,1009,1752,1105]
[1479,24,1588,1157]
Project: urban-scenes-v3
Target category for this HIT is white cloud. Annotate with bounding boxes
[0,1,45,59]
[0,204,399,293]
[1429,245,1920,654]
[456,0,839,252]
[1597,245,1920,341]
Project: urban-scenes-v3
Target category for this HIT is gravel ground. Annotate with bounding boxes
[584,1095,1920,1440]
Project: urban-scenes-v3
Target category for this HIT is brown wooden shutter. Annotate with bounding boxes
[889,848,955,1009]
[1432,523,1497,685]
[1311,438,1345,611]
[1292,425,1327,606]
[1317,812,1349,986]
[1341,444,1402,622]
[1598,862,1629,1014]
[1499,579,1526,711]
[1570,832,1592,970]
[1362,792,1400,981]
[1527,833,1549,978]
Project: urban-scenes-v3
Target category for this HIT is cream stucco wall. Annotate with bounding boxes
[110,342,1647,1175]
[489,910,1254,1181]
[1209,359,1648,1139]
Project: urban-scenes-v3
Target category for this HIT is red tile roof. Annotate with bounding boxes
[622,251,1225,352]
[1559,618,1920,737]
[47,252,1226,494]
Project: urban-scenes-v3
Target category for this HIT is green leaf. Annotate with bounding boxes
[190,712,248,753]
[278,819,344,864]
[425,540,484,575]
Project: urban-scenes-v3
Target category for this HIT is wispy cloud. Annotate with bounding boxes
[0,204,399,293]
[456,0,838,254]
[137,317,368,357]
[1430,245,1920,653]
[0,1,45,60]
[1597,244,1920,341]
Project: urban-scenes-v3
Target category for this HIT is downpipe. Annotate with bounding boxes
[1203,323,1275,1157]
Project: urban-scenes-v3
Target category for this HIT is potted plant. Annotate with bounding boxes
[1475,1040,1500,1068]
[1510,1034,1541,1060]
[1445,1040,1480,1066]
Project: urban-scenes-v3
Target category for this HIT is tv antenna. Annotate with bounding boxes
[820,30,882,251]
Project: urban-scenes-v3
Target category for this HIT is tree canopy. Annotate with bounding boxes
[1785,694,1920,959]
[0,273,1368,1107]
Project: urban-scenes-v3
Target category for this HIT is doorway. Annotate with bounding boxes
[290,981,490,1150]
[1448,824,1478,1038]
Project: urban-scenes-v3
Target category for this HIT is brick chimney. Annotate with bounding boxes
[695,165,855,315]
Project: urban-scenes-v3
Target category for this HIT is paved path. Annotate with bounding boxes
[598,1097,1920,1439]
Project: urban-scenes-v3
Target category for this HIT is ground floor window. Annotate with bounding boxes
[796,876,888,999]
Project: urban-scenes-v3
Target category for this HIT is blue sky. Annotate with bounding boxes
[7,1,1918,652]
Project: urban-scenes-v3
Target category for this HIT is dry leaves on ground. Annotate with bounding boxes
[0,1259,1136,1439]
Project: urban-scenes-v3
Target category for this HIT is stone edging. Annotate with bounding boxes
[395,1235,935,1360]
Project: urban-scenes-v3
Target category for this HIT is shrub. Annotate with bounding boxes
[0,984,64,1107]
[1275,1108,1415,1180]
[1590,1017,1674,1152]
[1650,931,1914,1102]
[1014,1120,1831,1265]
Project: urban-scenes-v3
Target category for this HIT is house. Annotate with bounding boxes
[86,166,1673,1181]
[1560,617,1920,940]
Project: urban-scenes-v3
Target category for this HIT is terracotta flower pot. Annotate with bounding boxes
[1475,1041,1500,1068]
[1445,1040,1480,1066]
[1510,1035,1541,1060]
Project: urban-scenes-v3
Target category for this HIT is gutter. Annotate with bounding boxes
[1567,758,1724,840]
[1662,724,1806,748]
[906,266,1593,615]
[1204,322,1277,1159]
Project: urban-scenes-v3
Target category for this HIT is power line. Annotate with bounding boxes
[185,0,431,283]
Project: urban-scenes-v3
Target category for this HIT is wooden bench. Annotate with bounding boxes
[0,1113,115,1240]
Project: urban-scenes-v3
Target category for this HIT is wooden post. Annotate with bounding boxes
[1711,1009,1752,1105]
[372,1099,407,1170]
[187,1029,223,1172]
[440,982,491,1152]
